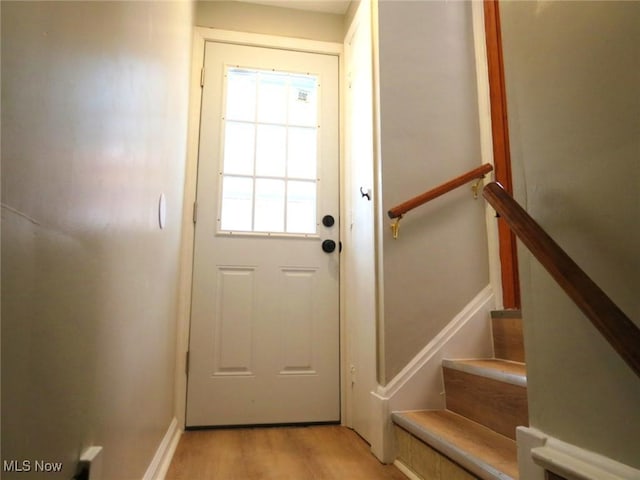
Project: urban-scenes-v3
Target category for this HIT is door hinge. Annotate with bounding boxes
[192,201,198,224]
[185,351,190,375]
[200,67,205,87]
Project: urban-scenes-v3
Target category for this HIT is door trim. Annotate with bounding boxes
[175,27,343,430]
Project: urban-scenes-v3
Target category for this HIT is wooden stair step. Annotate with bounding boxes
[443,359,528,440]
[392,410,519,480]
[491,310,525,363]
[442,359,526,387]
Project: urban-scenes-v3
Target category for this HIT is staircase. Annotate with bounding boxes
[391,310,527,480]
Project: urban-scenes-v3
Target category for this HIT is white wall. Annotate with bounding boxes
[500,0,640,468]
[376,0,490,383]
[1,2,193,478]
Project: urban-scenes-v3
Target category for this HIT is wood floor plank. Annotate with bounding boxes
[165,425,407,480]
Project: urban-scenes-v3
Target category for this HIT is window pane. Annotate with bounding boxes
[288,75,317,127]
[287,181,316,234]
[257,72,287,124]
[226,68,256,121]
[220,176,253,231]
[288,127,317,179]
[256,125,286,177]
[223,122,255,175]
[219,68,322,237]
[255,179,285,232]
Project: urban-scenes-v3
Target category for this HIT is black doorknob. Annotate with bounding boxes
[322,215,335,227]
[322,239,336,253]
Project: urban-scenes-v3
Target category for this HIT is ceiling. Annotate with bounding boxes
[232,0,351,15]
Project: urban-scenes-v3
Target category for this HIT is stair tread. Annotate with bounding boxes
[392,410,518,480]
[443,359,526,387]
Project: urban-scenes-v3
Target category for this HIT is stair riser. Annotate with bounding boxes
[492,317,525,363]
[395,425,479,480]
[443,368,528,440]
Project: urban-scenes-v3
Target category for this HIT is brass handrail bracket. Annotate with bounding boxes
[386,163,494,241]
[471,178,484,199]
[391,216,402,239]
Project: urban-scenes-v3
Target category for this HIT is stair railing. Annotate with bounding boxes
[387,168,640,377]
[482,181,640,378]
[387,163,493,238]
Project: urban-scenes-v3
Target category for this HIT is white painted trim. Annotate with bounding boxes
[173,26,209,430]
[193,27,343,56]
[394,460,422,480]
[370,0,386,387]
[340,2,360,431]
[471,0,503,310]
[79,446,103,480]
[142,417,182,480]
[368,286,495,463]
[517,427,640,480]
[341,0,373,433]
[370,390,394,463]
[517,426,547,480]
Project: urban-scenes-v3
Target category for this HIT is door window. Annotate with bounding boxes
[218,67,319,235]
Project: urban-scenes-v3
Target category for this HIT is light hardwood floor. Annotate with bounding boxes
[166,425,407,480]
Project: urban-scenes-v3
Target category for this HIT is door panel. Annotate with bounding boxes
[214,267,255,376]
[186,41,340,427]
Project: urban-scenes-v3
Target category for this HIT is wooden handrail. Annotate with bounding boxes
[483,182,640,378]
[387,163,493,219]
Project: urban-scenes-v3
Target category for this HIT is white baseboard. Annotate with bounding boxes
[517,427,640,480]
[142,417,182,480]
[369,286,495,463]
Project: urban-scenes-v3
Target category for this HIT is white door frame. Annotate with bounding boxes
[174,27,345,430]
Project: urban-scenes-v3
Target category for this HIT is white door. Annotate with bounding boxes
[186,41,340,427]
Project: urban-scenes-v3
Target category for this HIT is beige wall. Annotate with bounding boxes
[195,1,345,42]
[500,1,640,468]
[377,1,489,382]
[1,1,193,478]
